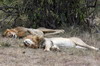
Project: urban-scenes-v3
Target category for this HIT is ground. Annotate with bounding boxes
[0,31,100,66]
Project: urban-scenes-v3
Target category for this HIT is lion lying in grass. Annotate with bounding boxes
[2,27,64,38]
[23,35,99,51]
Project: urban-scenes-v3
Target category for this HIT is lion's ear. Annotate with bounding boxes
[2,29,10,36]
[35,36,40,42]
[2,30,8,37]
[35,36,43,42]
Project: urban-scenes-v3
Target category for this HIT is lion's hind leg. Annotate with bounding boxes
[69,37,99,51]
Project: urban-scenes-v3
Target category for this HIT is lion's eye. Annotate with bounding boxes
[23,40,30,46]
[24,43,28,47]
[10,35,13,37]
[13,35,17,38]
[11,34,17,38]
[8,32,17,38]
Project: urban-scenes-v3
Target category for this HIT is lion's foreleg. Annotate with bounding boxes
[43,39,52,51]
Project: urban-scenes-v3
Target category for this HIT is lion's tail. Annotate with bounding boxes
[69,37,99,51]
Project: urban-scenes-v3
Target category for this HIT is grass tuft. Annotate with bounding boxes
[0,42,11,47]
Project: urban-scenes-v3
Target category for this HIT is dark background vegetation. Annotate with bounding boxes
[0,0,99,32]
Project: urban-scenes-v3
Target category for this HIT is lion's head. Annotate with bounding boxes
[2,29,18,38]
[23,35,44,48]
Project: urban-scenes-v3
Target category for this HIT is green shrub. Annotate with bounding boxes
[0,0,98,30]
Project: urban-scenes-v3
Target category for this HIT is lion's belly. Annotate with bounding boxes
[28,29,44,37]
[50,38,75,47]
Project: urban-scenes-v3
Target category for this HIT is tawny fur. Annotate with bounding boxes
[3,27,64,38]
[23,35,43,48]
[23,35,99,51]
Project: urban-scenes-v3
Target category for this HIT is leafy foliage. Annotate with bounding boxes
[0,0,98,29]
[21,0,97,29]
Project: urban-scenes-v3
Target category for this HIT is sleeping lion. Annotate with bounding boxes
[2,27,64,38]
[23,35,99,51]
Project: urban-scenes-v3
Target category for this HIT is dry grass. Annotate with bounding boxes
[0,31,100,66]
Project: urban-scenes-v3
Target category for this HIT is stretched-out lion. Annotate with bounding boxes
[23,35,99,51]
[3,27,64,38]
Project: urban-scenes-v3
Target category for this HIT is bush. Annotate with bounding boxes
[0,0,98,30]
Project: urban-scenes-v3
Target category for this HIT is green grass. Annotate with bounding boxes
[0,42,11,47]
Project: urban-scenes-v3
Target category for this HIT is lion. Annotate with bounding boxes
[23,35,99,51]
[2,27,64,38]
